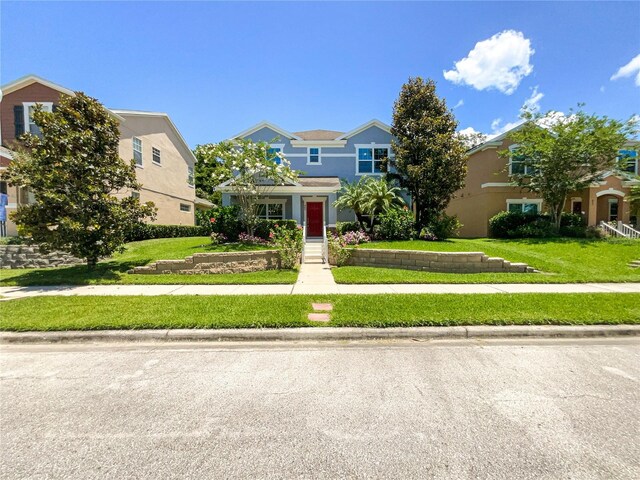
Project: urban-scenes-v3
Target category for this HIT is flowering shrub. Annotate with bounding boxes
[418,227,438,241]
[341,230,370,245]
[328,233,353,266]
[271,224,303,269]
[210,232,227,245]
[238,232,270,246]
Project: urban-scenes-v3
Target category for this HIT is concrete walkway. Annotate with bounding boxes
[1,282,639,299]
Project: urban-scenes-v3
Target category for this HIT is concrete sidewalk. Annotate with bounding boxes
[1,282,640,299]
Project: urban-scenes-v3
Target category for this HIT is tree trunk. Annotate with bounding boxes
[355,212,366,231]
[87,256,98,270]
[552,197,567,233]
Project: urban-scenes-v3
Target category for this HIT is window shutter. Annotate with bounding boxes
[52,104,58,112]
[14,105,24,137]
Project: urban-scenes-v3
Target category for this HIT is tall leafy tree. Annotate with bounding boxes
[362,178,405,232]
[388,77,467,229]
[193,143,225,205]
[206,139,298,236]
[3,93,156,267]
[504,108,637,230]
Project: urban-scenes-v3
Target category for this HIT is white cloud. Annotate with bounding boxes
[443,30,534,95]
[489,118,524,137]
[459,126,481,136]
[453,99,464,109]
[610,53,640,86]
[522,85,544,113]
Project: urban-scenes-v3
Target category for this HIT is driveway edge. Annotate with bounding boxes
[1,325,639,344]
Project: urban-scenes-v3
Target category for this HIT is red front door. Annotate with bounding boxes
[306,202,323,237]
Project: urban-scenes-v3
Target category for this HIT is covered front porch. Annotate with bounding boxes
[220,176,341,237]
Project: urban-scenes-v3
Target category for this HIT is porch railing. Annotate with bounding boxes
[322,223,328,264]
[600,221,627,238]
[302,221,307,263]
[619,222,640,239]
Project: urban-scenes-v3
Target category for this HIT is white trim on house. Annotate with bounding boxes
[506,198,543,214]
[218,185,337,194]
[595,189,625,198]
[290,139,347,148]
[0,146,14,160]
[336,119,391,140]
[231,121,302,141]
[355,143,392,176]
[256,198,287,220]
[570,197,584,214]
[302,196,327,232]
[481,182,514,188]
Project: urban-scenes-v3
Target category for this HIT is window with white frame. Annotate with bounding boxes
[508,145,536,175]
[507,199,542,215]
[133,137,143,166]
[356,145,389,175]
[267,144,284,165]
[152,147,161,165]
[187,166,194,186]
[180,203,191,212]
[618,149,638,175]
[256,201,285,219]
[23,102,53,136]
[308,147,321,165]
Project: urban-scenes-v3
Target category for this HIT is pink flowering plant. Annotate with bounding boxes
[209,232,227,245]
[340,230,370,245]
[270,224,303,269]
[328,232,353,266]
[238,232,270,246]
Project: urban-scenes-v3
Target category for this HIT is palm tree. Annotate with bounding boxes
[333,178,370,230]
[362,178,406,231]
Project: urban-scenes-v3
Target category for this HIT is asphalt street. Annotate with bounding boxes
[1,338,639,479]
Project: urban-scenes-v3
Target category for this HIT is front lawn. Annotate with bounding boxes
[0,237,297,286]
[331,238,640,284]
[1,293,638,331]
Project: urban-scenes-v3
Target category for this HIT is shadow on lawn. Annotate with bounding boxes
[0,260,150,286]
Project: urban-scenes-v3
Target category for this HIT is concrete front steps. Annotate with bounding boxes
[303,238,324,264]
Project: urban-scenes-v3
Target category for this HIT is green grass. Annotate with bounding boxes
[0,237,297,286]
[1,294,638,331]
[331,238,640,284]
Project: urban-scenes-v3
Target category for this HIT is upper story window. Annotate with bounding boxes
[618,149,638,175]
[187,166,195,187]
[308,147,321,165]
[22,102,53,137]
[152,147,161,165]
[133,137,143,166]
[356,144,389,175]
[508,145,535,175]
[267,144,284,165]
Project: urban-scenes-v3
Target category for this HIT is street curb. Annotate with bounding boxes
[1,325,639,344]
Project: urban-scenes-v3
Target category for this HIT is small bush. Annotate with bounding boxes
[271,224,303,269]
[418,227,438,241]
[197,205,243,240]
[336,221,362,235]
[490,211,587,239]
[428,214,461,240]
[374,208,415,240]
[585,226,605,239]
[209,232,227,245]
[559,212,587,237]
[254,219,297,239]
[328,234,352,266]
[238,233,270,246]
[125,224,210,242]
[341,230,370,245]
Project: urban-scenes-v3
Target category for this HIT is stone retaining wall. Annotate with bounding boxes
[335,249,536,273]
[0,245,84,269]
[130,250,281,275]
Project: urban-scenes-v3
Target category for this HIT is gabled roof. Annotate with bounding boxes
[293,129,344,141]
[335,119,391,140]
[110,109,196,164]
[467,123,527,155]
[1,74,75,97]
[231,121,302,141]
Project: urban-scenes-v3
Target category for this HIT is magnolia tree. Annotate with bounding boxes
[207,139,298,235]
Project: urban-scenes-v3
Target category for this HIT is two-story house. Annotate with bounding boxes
[0,75,199,236]
[446,125,640,237]
[217,120,394,236]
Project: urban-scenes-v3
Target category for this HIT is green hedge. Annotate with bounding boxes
[254,219,298,239]
[125,224,210,242]
[336,221,362,234]
[489,211,586,238]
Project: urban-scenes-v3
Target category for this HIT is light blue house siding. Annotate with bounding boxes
[218,120,395,232]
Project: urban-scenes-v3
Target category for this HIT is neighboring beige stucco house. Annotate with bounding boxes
[447,127,640,237]
[0,75,198,236]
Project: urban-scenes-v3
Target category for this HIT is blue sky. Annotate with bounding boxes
[2,1,639,146]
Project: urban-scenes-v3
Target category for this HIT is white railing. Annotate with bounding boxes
[600,221,627,237]
[322,223,328,264]
[619,222,640,239]
[302,221,307,263]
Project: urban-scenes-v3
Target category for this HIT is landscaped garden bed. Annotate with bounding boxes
[1,293,638,331]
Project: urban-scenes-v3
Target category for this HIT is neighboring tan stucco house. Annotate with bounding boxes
[446,126,640,237]
[0,75,198,236]
[217,120,395,237]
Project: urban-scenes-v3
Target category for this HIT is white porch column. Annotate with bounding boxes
[291,194,301,225]
[327,192,337,226]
